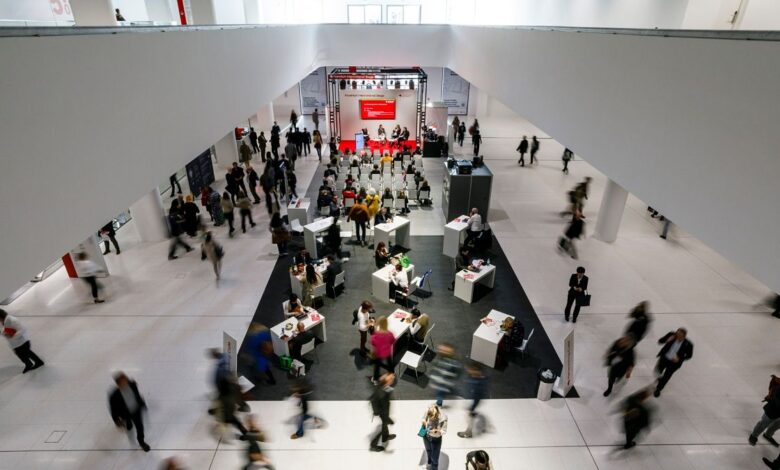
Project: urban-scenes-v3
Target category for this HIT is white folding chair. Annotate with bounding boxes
[382,197,394,209]
[398,343,429,383]
[334,271,346,294]
[418,189,431,206]
[290,219,305,235]
[393,197,407,213]
[282,300,292,317]
[319,206,331,217]
[515,328,535,359]
[312,282,327,306]
[414,323,435,349]
[407,188,418,205]
[344,197,355,211]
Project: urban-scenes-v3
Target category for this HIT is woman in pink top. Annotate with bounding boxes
[371,316,396,382]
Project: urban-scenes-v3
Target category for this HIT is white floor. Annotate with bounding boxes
[0,113,778,470]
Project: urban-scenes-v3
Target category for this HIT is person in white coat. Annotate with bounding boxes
[0,309,44,373]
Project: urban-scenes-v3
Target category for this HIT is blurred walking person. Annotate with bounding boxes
[530,135,540,164]
[290,379,323,440]
[370,316,396,383]
[420,404,448,470]
[558,209,585,259]
[215,374,248,439]
[516,135,528,166]
[100,221,120,255]
[369,372,396,452]
[0,309,44,373]
[458,362,488,438]
[603,335,636,397]
[109,372,151,452]
[75,251,105,303]
[237,191,256,233]
[472,129,482,156]
[622,388,652,449]
[242,415,275,469]
[221,191,236,236]
[430,342,462,406]
[244,323,276,385]
[168,199,193,259]
[169,173,182,197]
[201,232,224,280]
[626,301,652,343]
[562,148,573,174]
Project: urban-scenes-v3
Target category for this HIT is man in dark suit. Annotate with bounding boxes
[109,372,150,452]
[246,166,261,204]
[249,127,259,153]
[654,328,693,397]
[516,136,529,166]
[302,128,311,156]
[564,266,588,323]
[369,372,396,451]
[100,221,120,255]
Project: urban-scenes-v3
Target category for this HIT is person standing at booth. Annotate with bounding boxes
[564,266,588,323]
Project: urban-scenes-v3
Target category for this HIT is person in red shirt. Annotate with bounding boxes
[370,316,395,383]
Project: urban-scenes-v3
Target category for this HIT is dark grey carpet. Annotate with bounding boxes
[238,161,575,401]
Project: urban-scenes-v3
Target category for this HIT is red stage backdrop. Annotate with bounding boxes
[360,99,396,120]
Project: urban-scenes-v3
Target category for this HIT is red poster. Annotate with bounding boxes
[360,100,396,120]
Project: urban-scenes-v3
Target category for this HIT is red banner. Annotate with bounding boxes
[360,100,396,120]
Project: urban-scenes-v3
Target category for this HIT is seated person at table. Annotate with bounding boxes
[323,216,342,255]
[294,249,313,265]
[449,246,474,290]
[317,190,334,212]
[393,151,403,163]
[361,128,370,144]
[389,263,409,302]
[318,178,333,195]
[380,153,392,171]
[375,242,391,269]
[391,125,401,140]
[301,264,322,307]
[370,164,381,176]
[502,317,525,354]
[397,127,410,146]
[377,124,387,142]
[381,188,394,208]
[289,322,315,360]
[375,206,393,226]
[396,190,409,215]
[322,254,343,297]
[286,293,304,317]
[409,307,430,343]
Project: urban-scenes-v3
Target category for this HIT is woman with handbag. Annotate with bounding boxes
[269,212,290,256]
[420,404,447,470]
[370,316,395,383]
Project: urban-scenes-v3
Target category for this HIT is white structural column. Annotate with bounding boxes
[243,0,260,24]
[189,0,217,24]
[130,188,169,242]
[593,178,629,243]
[70,0,118,26]
[214,130,239,165]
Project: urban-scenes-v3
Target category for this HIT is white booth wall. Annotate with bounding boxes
[339,88,418,141]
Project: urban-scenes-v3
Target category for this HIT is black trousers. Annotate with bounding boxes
[225,212,235,232]
[530,150,538,164]
[563,159,570,173]
[473,143,480,156]
[249,184,262,203]
[251,141,259,153]
[564,291,582,321]
[103,235,120,254]
[169,235,192,258]
[13,341,43,368]
[655,357,682,392]
[372,356,393,381]
[519,152,526,165]
[370,414,391,447]
[354,220,366,242]
[304,143,310,155]
[259,146,267,161]
[240,209,255,231]
[82,276,99,299]
[236,180,248,198]
[125,410,147,446]
[169,174,182,196]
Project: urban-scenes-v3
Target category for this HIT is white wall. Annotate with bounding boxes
[214,0,245,24]
[1,24,780,300]
[339,88,419,140]
[144,0,177,24]
[272,83,302,126]
[740,0,780,29]
[113,0,150,21]
[0,0,74,24]
[425,66,444,103]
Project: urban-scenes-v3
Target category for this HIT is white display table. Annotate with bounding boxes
[303,216,334,259]
[288,261,329,298]
[288,198,311,226]
[371,263,415,303]
[374,216,411,250]
[470,309,513,368]
[454,263,496,304]
[443,215,469,258]
[270,310,327,358]
[387,308,412,339]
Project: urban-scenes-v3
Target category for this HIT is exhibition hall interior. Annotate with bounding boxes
[1,1,780,469]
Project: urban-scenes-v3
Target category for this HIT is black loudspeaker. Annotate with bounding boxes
[409,80,415,90]
[456,160,473,175]
[352,81,357,89]
[340,79,346,90]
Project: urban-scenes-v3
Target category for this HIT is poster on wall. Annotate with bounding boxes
[186,150,215,195]
[442,68,470,115]
[360,100,396,120]
[301,67,328,115]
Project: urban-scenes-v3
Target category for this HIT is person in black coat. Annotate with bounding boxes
[626,301,652,343]
[369,372,395,451]
[168,200,193,260]
[249,127,259,153]
[530,135,540,164]
[472,130,482,156]
[564,266,588,323]
[109,372,150,452]
[559,209,585,259]
[100,221,120,255]
[323,254,343,297]
[225,170,239,203]
[516,136,529,166]
[302,128,311,156]
[604,335,636,397]
[232,162,248,197]
[654,328,693,397]
[623,388,652,449]
[749,376,780,446]
[246,166,261,204]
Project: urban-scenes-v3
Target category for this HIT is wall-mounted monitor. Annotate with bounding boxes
[360,99,396,120]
